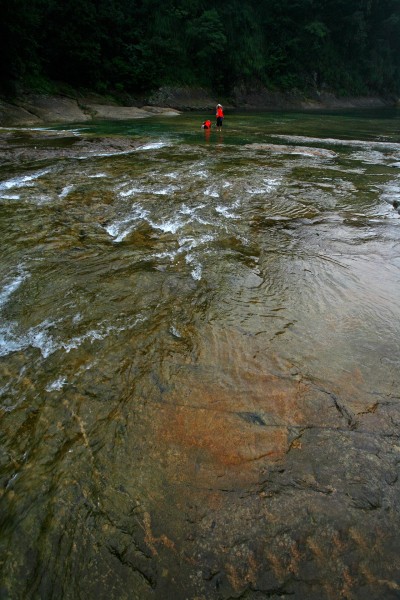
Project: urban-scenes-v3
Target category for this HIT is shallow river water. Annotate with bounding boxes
[1,110,400,599]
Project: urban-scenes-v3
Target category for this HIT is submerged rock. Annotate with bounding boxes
[0,130,142,165]
[245,143,337,158]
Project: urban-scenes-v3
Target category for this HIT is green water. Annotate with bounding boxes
[1,110,400,599]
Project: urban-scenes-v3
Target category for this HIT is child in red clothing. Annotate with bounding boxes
[216,104,224,131]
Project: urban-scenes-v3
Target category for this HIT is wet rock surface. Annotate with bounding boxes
[244,143,338,158]
[3,328,400,600]
[1,88,395,127]
[0,111,399,600]
[0,130,142,165]
[0,94,180,127]
[82,103,180,120]
[234,87,396,111]
[0,95,90,126]
[122,331,400,600]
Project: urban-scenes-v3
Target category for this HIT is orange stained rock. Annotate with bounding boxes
[154,325,313,489]
[143,511,176,557]
[154,359,311,490]
[159,404,289,467]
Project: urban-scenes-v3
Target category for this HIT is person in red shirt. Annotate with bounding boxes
[216,104,224,131]
[202,119,212,129]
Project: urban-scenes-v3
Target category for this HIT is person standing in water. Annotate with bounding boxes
[216,103,224,131]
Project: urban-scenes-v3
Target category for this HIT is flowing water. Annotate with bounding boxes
[1,110,400,599]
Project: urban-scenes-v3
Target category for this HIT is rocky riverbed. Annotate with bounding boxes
[0,128,144,166]
[1,109,400,600]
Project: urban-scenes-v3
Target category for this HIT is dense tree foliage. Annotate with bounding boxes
[1,0,399,97]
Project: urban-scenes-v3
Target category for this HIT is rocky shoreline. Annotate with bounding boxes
[0,86,398,127]
[0,93,181,127]
[0,85,398,170]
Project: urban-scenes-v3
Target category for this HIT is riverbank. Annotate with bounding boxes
[0,86,398,127]
[148,85,398,111]
[0,93,180,127]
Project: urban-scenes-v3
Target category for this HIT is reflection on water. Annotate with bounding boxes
[1,110,400,599]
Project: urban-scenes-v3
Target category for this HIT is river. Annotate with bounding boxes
[1,109,400,599]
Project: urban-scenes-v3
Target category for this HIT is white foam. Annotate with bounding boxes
[0,194,20,201]
[59,185,74,199]
[105,219,129,239]
[274,134,400,151]
[88,173,108,178]
[96,149,138,157]
[264,177,281,188]
[170,326,182,338]
[247,188,265,195]
[149,217,185,234]
[0,269,29,310]
[204,187,220,198]
[153,250,179,261]
[152,185,178,195]
[192,169,209,179]
[0,315,145,358]
[62,327,111,352]
[76,149,138,160]
[178,235,214,253]
[180,204,193,215]
[380,181,400,205]
[105,206,149,242]
[179,203,206,215]
[185,254,203,281]
[216,205,239,219]
[0,325,23,357]
[137,142,170,151]
[0,126,61,133]
[46,377,67,392]
[119,184,178,197]
[191,264,202,280]
[0,382,11,398]
[350,150,388,165]
[193,215,214,226]
[120,186,144,197]
[0,168,51,191]
[111,226,136,243]
[62,316,145,353]
[0,319,58,358]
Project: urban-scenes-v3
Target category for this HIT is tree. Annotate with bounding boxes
[0,0,399,97]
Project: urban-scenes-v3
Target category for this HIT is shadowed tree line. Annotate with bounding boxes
[1,0,399,97]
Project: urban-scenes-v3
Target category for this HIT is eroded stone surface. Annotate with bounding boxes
[0,119,399,600]
[245,143,338,158]
[0,130,141,165]
[0,95,181,126]
[85,326,400,599]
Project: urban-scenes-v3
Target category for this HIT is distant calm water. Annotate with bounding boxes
[1,109,400,599]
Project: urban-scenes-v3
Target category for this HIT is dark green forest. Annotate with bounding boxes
[1,0,400,98]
